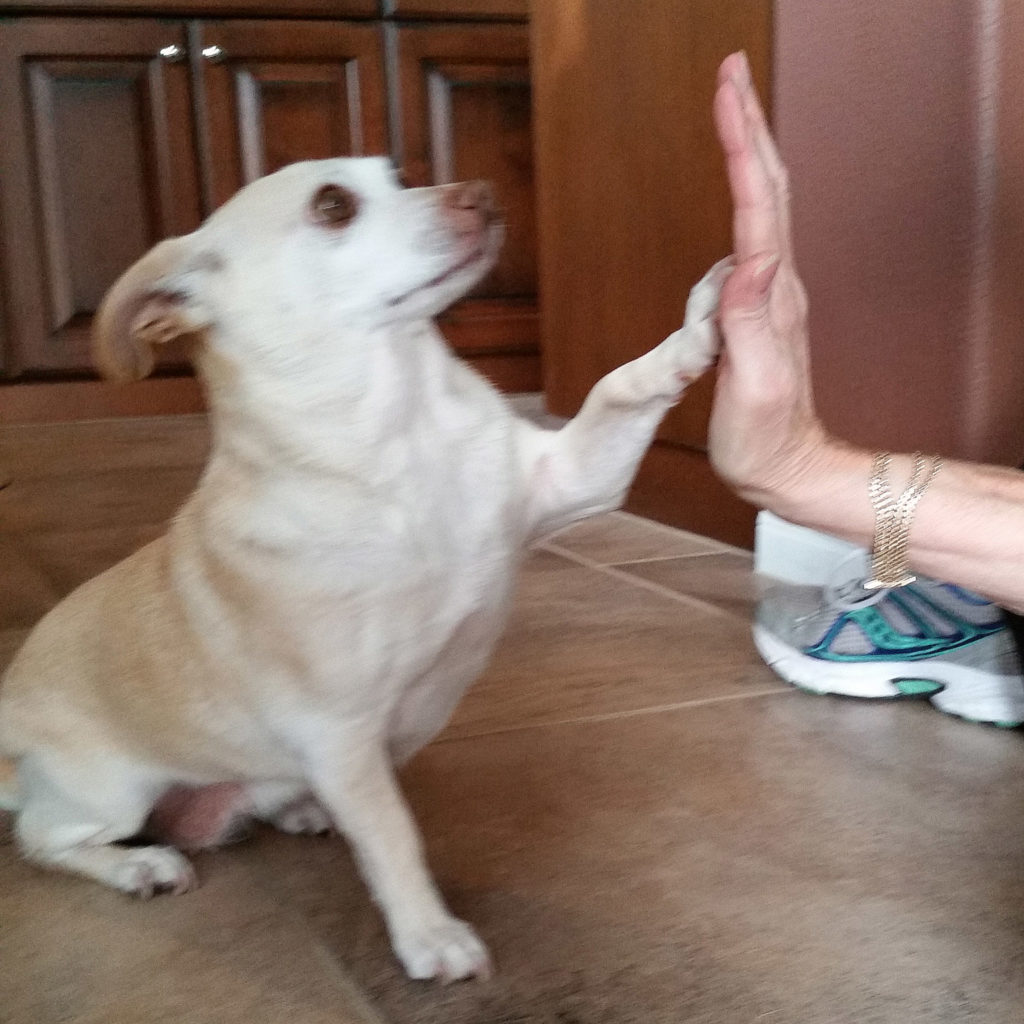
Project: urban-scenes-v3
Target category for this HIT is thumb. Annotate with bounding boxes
[719,252,780,329]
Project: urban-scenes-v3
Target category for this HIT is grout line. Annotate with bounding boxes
[541,545,725,568]
[541,541,747,623]
[611,509,751,556]
[241,856,391,1024]
[441,687,795,744]
[602,550,740,567]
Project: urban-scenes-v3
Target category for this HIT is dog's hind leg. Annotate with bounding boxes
[15,754,196,898]
[519,258,731,540]
[146,781,331,848]
[247,781,332,836]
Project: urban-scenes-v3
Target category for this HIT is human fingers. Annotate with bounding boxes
[718,251,781,359]
[733,52,795,262]
[713,68,780,261]
[718,50,747,86]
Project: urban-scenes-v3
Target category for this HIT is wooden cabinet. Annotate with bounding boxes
[0,1,537,419]
[198,20,388,209]
[0,18,201,377]
[393,21,537,386]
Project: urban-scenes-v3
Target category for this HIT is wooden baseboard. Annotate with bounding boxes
[626,441,757,549]
[0,377,206,424]
[465,352,542,393]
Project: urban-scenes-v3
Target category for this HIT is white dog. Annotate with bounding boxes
[0,158,727,982]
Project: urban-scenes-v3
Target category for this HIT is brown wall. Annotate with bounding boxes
[775,0,1024,466]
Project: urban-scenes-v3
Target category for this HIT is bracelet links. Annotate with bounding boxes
[864,450,943,590]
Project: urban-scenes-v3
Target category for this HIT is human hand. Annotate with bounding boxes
[707,51,833,510]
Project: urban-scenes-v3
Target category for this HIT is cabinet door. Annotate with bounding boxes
[394,23,537,389]
[197,20,389,212]
[0,18,201,377]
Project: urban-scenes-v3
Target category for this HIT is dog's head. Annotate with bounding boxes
[93,157,504,381]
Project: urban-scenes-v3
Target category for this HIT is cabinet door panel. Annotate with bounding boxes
[394,22,537,379]
[198,20,389,210]
[31,63,156,327]
[0,18,200,377]
[429,61,535,299]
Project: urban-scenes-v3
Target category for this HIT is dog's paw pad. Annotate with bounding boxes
[272,798,333,836]
[396,917,493,983]
[115,846,197,898]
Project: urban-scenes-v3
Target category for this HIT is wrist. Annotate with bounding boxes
[758,433,870,527]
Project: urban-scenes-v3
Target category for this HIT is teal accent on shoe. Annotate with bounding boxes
[894,678,944,697]
[805,590,1003,664]
[755,578,1024,726]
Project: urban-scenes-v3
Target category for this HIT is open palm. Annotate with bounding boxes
[708,52,827,509]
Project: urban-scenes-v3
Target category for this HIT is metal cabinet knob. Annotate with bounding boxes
[158,44,185,62]
[202,45,226,63]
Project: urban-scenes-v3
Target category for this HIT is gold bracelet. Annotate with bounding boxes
[864,450,943,590]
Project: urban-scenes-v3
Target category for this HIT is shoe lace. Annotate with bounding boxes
[822,550,890,612]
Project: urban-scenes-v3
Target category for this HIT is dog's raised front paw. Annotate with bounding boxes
[684,256,733,327]
[393,916,493,983]
[113,846,197,898]
[659,258,733,387]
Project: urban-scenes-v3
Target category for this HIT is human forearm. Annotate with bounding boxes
[766,440,1024,614]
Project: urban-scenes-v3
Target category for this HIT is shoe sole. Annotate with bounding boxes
[752,624,1024,728]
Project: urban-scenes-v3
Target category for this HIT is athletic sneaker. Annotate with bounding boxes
[753,571,1024,727]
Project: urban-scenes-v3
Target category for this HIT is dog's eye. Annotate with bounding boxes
[311,185,358,227]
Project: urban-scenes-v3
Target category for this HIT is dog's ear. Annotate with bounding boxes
[93,237,217,382]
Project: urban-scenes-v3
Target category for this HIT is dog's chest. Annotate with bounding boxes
[196,391,524,701]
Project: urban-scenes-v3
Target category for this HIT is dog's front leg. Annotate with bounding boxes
[309,730,491,982]
[522,259,731,539]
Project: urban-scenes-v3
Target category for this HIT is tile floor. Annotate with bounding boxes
[1,416,1023,1024]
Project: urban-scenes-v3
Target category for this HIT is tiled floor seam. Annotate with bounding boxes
[442,687,796,744]
[603,550,739,567]
[540,541,750,623]
[613,508,752,556]
[240,853,392,1024]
